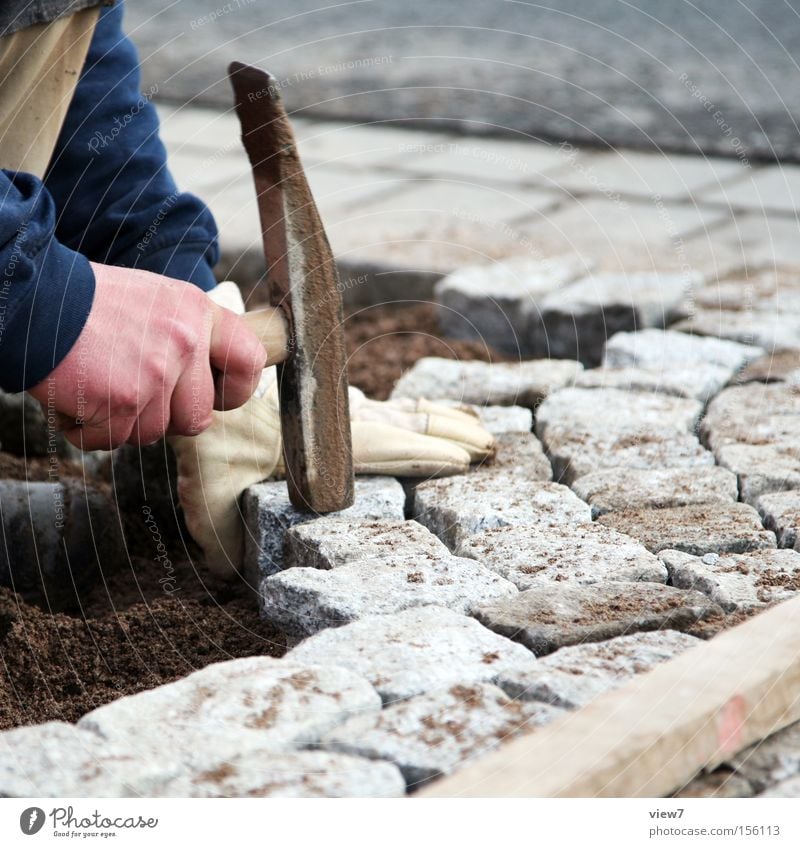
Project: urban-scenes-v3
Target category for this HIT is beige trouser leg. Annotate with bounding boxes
[0,6,100,178]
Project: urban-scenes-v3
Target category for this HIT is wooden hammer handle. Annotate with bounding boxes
[242,308,291,367]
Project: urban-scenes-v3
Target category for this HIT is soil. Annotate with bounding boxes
[0,302,500,730]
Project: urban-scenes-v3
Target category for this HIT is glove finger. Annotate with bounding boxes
[351,420,471,477]
[425,414,495,462]
[416,398,482,422]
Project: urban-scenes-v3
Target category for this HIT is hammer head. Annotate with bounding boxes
[229,62,354,514]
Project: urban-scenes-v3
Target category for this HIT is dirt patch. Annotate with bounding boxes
[344,302,509,400]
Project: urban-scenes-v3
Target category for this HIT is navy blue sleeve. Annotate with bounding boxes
[0,171,95,392]
[43,1,220,289]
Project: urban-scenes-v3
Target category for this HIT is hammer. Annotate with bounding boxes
[228,62,354,514]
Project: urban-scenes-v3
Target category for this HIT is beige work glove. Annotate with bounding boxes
[170,283,495,578]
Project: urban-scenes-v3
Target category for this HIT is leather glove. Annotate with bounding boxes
[170,283,495,577]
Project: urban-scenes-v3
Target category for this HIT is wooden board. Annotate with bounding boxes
[419,595,800,797]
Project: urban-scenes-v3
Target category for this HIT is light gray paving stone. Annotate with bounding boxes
[735,350,800,385]
[701,383,800,451]
[473,583,722,656]
[758,776,800,798]
[321,683,563,787]
[456,522,666,588]
[79,657,381,759]
[0,722,180,797]
[535,387,703,440]
[439,401,532,434]
[571,466,739,517]
[673,310,800,352]
[538,272,701,365]
[574,363,733,401]
[716,443,800,505]
[603,328,764,372]
[260,554,518,637]
[287,605,538,704]
[496,631,701,709]
[390,357,583,410]
[434,255,587,356]
[242,476,405,585]
[673,770,755,799]
[159,750,406,798]
[727,721,800,792]
[479,431,553,481]
[285,519,451,571]
[756,490,800,549]
[543,428,714,485]
[694,270,800,316]
[660,549,800,612]
[598,503,777,556]
[414,477,590,550]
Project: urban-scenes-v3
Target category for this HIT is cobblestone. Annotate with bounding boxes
[259,554,517,637]
[727,721,800,793]
[496,631,700,709]
[322,683,563,787]
[391,357,583,410]
[571,467,738,516]
[598,503,777,555]
[456,522,666,588]
[473,583,721,655]
[659,549,800,611]
[715,443,800,505]
[242,477,405,587]
[673,310,800,352]
[287,605,538,704]
[756,490,800,549]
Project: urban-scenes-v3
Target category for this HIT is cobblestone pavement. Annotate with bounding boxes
[2,112,800,797]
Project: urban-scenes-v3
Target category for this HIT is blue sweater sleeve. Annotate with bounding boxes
[44,1,220,288]
[0,172,95,392]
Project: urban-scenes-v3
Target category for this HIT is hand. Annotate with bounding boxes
[28,264,268,450]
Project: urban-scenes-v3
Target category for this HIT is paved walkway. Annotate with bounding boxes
[158,103,800,306]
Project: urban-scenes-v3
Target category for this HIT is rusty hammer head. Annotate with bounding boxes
[228,62,354,514]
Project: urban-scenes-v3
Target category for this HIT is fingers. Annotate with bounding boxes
[351,421,471,477]
[62,414,137,451]
[424,414,495,462]
[168,355,216,437]
[208,305,268,411]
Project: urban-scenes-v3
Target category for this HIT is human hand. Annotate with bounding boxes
[28,263,268,450]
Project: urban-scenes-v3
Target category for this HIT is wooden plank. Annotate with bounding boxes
[419,595,800,797]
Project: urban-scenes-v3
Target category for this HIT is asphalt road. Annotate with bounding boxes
[127,0,800,160]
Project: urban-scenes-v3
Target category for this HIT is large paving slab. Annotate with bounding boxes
[660,549,800,612]
[672,310,800,352]
[391,357,582,410]
[78,657,381,759]
[472,583,722,656]
[434,255,587,356]
[598,503,777,555]
[571,466,738,516]
[537,272,700,365]
[285,518,451,571]
[715,443,800,505]
[456,522,666,588]
[543,428,714,485]
[259,554,517,637]
[242,476,405,586]
[756,490,800,549]
[535,387,703,440]
[287,606,538,704]
[726,721,800,793]
[413,477,590,550]
[322,683,563,787]
[496,631,701,709]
